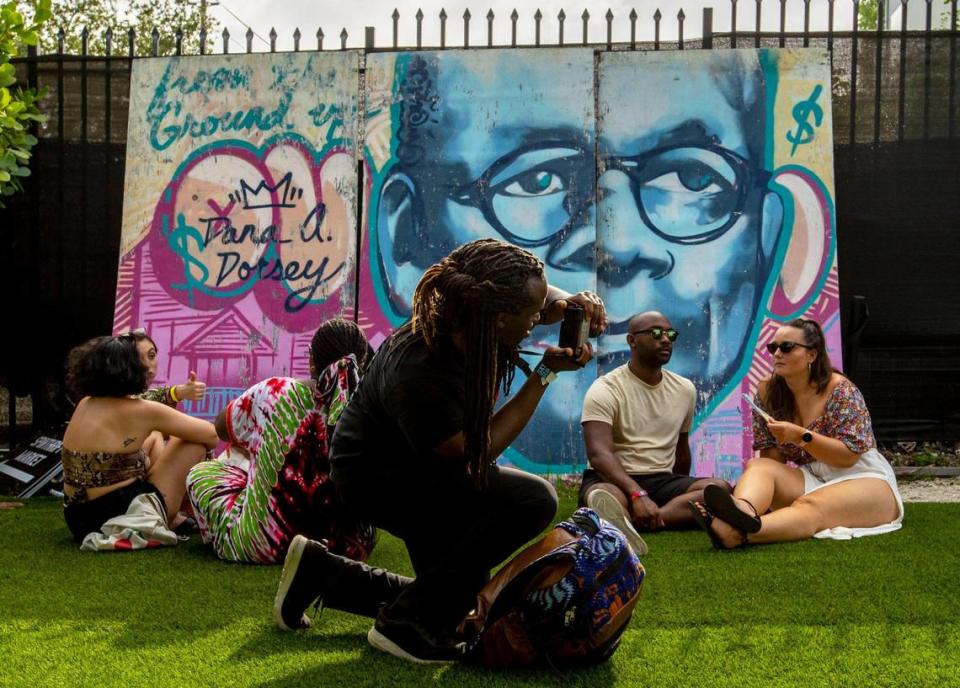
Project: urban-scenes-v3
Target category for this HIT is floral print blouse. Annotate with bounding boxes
[752,377,876,464]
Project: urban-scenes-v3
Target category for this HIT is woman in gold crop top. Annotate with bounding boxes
[61,334,218,542]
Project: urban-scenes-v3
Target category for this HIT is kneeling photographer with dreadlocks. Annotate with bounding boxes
[272,238,605,663]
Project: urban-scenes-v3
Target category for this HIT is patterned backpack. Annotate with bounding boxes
[459,507,645,669]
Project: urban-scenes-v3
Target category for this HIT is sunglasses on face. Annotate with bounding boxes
[630,327,679,342]
[765,341,813,354]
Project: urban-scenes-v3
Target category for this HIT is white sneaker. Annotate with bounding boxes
[587,489,649,556]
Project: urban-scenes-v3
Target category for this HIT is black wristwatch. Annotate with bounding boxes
[800,431,814,446]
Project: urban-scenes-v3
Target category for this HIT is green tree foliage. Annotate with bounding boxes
[857,0,879,30]
[858,0,957,30]
[0,0,49,207]
[21,0,219,56]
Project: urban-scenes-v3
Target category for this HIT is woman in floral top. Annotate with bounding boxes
[690,318,903,549]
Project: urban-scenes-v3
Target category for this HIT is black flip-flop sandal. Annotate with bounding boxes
[688,501,727,550]
[704,484,761,534]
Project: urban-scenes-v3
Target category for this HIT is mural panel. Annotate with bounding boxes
[597,49,839,480]
[360,49,599,473]
[359,48,839,479]
[115,52,362,419]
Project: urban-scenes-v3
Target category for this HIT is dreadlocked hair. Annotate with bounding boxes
[310,318,374,376]
[408,238,545,488]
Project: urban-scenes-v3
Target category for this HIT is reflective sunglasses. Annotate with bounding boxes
[765,340,813,354]
[630,327,679,342]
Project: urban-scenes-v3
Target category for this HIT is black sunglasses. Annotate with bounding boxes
[630,327,679,342]
[765,341,813,354]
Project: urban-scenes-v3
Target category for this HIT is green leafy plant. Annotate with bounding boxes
[24,0,220,56]
[0,0,50,207]
[858,0,958,30]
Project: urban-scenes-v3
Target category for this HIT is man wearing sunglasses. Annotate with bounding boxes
[370,48,808,471]
[578,311,731,552]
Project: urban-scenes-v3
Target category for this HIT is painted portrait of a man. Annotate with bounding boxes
[361,47,837,474]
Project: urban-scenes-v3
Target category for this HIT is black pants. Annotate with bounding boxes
[333,463,558,629]
[63,480,166,543]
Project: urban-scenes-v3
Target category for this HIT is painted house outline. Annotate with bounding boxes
[169,307,278,387]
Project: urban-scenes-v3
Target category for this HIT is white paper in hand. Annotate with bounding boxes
[742,393,774,423]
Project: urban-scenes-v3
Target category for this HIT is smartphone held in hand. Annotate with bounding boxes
[558,304,590,357]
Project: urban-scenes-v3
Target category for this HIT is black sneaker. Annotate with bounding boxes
[273,535,330,631]
[367,610,465,664]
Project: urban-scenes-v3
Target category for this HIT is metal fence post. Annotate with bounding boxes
[703,7,714,49]
[731,0,738,48]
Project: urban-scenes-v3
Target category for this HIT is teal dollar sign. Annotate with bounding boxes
[786,84,824,157]
[166,212,210,307]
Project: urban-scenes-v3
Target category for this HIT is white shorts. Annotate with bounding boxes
[801,448,904,540]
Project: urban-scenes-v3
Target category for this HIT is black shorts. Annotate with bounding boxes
[63,480,166,543]
[578,469,701,507]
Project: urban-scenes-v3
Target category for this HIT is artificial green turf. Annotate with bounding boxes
[1,493,958,688]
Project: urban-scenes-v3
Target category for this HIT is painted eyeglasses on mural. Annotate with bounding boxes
[454,142,772,247]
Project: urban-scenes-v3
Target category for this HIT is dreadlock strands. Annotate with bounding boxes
[409,239,545,488]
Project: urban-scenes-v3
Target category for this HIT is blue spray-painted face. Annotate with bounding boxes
[595,53,782,404]
[374,49,784,470]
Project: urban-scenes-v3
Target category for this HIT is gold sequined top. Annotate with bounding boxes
[61,447,147,505]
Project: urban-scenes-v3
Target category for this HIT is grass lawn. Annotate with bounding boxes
[1,490,958,688]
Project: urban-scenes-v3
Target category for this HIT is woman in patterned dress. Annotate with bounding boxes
[691,318,903,548]
[187,318,377,564]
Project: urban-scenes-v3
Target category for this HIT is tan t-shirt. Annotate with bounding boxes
[580,365,696,475]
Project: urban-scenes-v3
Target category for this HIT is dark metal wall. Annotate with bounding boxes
[2,8,958,446]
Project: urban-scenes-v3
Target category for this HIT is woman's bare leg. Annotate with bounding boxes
[146,437,207,523]
[748,477,899,544]
[735,458,806,514]
[709,458,805,548]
